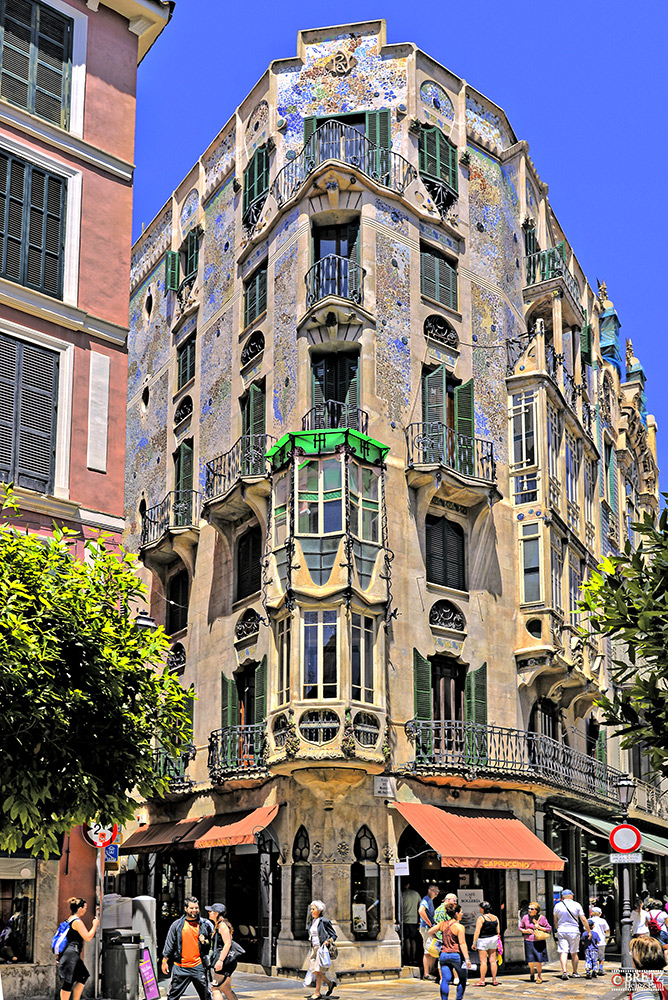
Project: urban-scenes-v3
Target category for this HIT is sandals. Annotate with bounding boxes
[491,980,500,986]
[474,981,487,986]
[536,976,543,983]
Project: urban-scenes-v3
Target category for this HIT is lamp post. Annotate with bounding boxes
[135,609,159,631]
[617,774,636,968]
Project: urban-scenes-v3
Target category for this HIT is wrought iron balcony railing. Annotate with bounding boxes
[141,490,202,546]
[634,778,668,821]
[545,343,559,379]
[271,120,417,207]
[524,243,582,310]
[152,743,196,793]
[208,723,267,783]
[406,718,622,804]
[204,433,275,502]
[301,401,369,434]
[563,370,578,409]
[305,254,365,308]
[405,422,496,483]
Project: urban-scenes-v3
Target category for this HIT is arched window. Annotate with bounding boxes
[291,826,311,940]
[236,525,262,600]
[351,825,380,940]
[426,515,466,591]
[166,569,189,634]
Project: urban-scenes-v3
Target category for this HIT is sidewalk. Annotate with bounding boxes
[155,963,624,998]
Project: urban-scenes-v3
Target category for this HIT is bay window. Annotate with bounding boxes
[298,457,342,535]
[350,462,380,541]
[302,610,337,699]
[351,612,374,703]
[520,522,541,603]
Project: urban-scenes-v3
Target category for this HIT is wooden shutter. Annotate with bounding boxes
[420,246,437,301]
[444,137,458,192]
[221,673,239,729]
[346,222,360,299]
[523,226,538,257]
[0,334,18,482]
[426,514,445,586]
[455,379,475,476]
[422,364,448,425]
[580,315,592,366]
[14,338,59,493]
[1,0,72,128]
[413,648,433,720]
[165,250,180,291]
[445,520,465,591]
[419,126,439,177]
[437,254,457,309]
[595,731,607,765]
[174,439,193,493]
[257,264,267,317]
[183,688,194,742]
[243,153,255,215]
[237,525,262,600]
[340,354,358,409]
[464,662,487,725]
[366,110,391,178]
[257,145,269,199]
[303,116,317,146]
[254,656,267,725]
[312,358,325,410]
[249,381,265,436]
[184,230,199,279]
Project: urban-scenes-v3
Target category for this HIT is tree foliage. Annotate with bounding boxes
[581,504,668,777]
[0,492,193,857]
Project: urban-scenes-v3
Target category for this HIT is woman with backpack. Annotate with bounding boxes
[57,897,99,1000]
[206,903,241,1000]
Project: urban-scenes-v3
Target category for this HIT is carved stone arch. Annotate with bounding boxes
[429,599,465,632]
[241,330,265,368]
[235,607,262,641]
[424,314,459,349]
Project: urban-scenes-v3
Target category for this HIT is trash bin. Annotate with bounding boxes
[102,929,141,1000]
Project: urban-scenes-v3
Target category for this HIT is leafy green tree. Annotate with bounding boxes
[0,491,193,857]
[581,506,668,777]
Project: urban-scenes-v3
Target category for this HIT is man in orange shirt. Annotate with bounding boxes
[161,896,213,999]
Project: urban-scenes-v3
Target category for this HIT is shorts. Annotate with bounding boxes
[420,926,431,950]
[477,935,498,952]
[557,928,580,955]
[58,946,90,991]
[597,944,606,962]
[212,959,237,985]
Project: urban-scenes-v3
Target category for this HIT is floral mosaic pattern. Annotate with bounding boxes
[180,189,199,233]
[203,177,236,324]
[272,243,298,429]
[203,127,235,193]
[375,200,411,422]
[199,309,233,489]
[276,29,407,154]
[468,149,522,297]
[466,95,513,150]
[419,80,454,121]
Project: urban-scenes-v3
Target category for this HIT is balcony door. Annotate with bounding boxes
[173,438,193,525]
[311,352,359,429]
[304,110,391,180]
[421,366,474,473]
[241,382,265,476]
[220,658,266,768]
[312,222,360,301]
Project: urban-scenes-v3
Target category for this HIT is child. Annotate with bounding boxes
[582,918,602,979]
[590,906,609,976]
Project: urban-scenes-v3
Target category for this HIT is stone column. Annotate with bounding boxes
[551,291,564,387]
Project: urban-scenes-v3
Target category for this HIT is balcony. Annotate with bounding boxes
[305,254,365,310]
[406,719,623,804]
[208,723,267,783]
[152,743,196,794]
[268,705,387,781]
[405,422,498,505]
[141,490,202,548]
[524,243,584,320]
[271,120,417,208]
[301,401,369,434]
[203,433,274,523]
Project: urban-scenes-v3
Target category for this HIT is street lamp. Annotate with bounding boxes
[135,610,158,631]
[616,774,636,968]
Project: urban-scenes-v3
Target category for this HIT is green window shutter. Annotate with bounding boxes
[221,673,239,729]
[184,230,199,279]
[244,264,266,327]
[0,334,18,482]
[257,265,267,315]
[464,662,487,725]
[437,254,457,310]
[243,153,255,215]
[249,381,265,437]
[174,438,193,493]
[524,226,538,257]
[312,358,325,409]
[422,364,447,425]
[323,356,337,403]
[426,514,445,585]
[177,337,195,389]
[366,110,391,179]
[183,690,194,742]
[421,246,437,300]
[257,145,269,199]
[303,116,317,147]
[346,222,360,299]
[237,525,262,600]
[580,312,592,366]
[413,648,432,721]
[1,0,73,128]
[340,354,359,409]
[254,656,267,725]
[444,138,458,192]
[595,731,607,766]
[10,336,59,493]
[445,520,465,590]
[419,126,439,178]
[165,250,180,291]
[454,379,475,440]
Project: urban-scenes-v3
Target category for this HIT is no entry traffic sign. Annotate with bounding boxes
[609,823,642,853]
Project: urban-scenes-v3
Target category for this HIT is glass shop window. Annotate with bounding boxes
[0,861,36,963]
[350,826,380,940]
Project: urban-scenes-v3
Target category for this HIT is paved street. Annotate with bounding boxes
[150,965,625,999]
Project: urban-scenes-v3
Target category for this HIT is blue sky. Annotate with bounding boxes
[132,0,668,483]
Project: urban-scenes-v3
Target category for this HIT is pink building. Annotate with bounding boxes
[0,3,171,997]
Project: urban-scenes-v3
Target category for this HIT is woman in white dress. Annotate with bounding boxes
[307,900,337,1000]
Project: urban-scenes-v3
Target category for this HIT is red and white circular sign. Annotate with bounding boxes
[82,822,119,849]
[611,973,624,986]
[609,823,641,853]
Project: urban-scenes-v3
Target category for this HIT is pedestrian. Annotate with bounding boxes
[581,919,602,979]
[206,904,239,1000]
[433,893,460,983]
[428,897,473,1000]
[518,901,551,983]
[402,882,421,966]
[634,897,650,937]
[471,901,501,986]
[589,906,609,975]
[161,896,213,1000]
[419,884,441,981]
[646,899,668,938]
[57,897,100,1000]
[553,888,589,980]
[631,935,667,971]
[306,899,337,1000]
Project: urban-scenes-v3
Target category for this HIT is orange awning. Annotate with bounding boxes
[394,802,564,871]
[120,817,207,854]
[194,805,280,849]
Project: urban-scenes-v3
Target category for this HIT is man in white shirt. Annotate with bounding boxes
[590,906,610,976]
[553,889,590,979]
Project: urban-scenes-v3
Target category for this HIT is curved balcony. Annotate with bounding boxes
[305,254,365,310]
[271,121,417,208]
[267,705,387,779]
[301,401,369,434]
[405,422,497,505]
[524,243,584,321]
[141,490,202,547]
[406,718,621,805]
[208,723,268,783]
[152,743,196,794]
[203,433,275,523]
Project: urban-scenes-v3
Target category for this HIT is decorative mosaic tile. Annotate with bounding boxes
[376,197,409,235]
[199,309,233,488]
[419,221,460,254]
[123,369,169,550]
[466,95,512,150]
[203,177,236,324]
[180,188,199,233]
[276,207,300,250]
[375,231,411,422]
[203,127,235,192]
[419,80,454,121]
[130,206,172,289]
[127,260,171,402]
[242,238,270,278]
[468,148,522,299]
[272,243,298,429]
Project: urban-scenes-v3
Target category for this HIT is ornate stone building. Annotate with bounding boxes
[120,20,663,977]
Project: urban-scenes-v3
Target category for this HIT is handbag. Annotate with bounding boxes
[317,943,332,968]
[327,942,338,961]
[533,927,549,942]
[222,939,246,970]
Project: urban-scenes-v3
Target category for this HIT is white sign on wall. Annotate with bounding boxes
[458,888,484,935]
